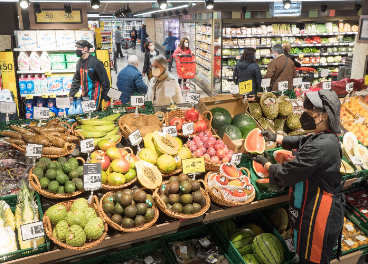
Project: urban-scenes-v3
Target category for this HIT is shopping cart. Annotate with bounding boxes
[121,38,135,56]
[173,54,196,93]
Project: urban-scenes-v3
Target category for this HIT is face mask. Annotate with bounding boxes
[149,46,155,51]
[184,42,189,47]
[152,67,161,77]
[300,112,324,130]
[76,50,83,57]
[272,53,276,59]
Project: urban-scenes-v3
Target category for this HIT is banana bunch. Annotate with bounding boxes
[219,219,237,237]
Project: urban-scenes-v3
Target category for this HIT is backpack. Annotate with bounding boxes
[131,30,136,37]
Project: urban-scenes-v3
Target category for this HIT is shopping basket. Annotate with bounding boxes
[174,54,196,79]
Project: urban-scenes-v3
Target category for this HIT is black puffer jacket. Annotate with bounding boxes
[285,53,301,68]
[233,61,262,95]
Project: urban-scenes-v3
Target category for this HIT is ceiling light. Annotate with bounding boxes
[167,10,172,16]
[175,9,180,16]
[64,3,72,13]
[157,0,167,9]
[91,0,100,9]
[134,4,188,17]
[205,0,214,9]
[321,3,328,12]
[355,2,361,12]
[19,0,29,8]
[182,8,188,15]
[283,0,291,9]
[33,3,42,13]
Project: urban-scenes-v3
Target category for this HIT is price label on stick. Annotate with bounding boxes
[81,100,96,112]
[301,82,311,91]
[107,88,122,100]
[229,85,239,94]
[182,122,194,136]
[33,107,49,119]
[354,117,365,124]
[162,126,178,137]
[285,238,295,252]
[239,79,252,94]
[293,78,302,87]
[322,81,331,90]
[346,82,354,92]
[130,95,145,106]
[26,144,43,157]
[83,163,102,190]
[0,102,16,114]
[231,153,242,166]
[80,138,95,153]
[261,78,271,88]
[182,157,206,174]
[278,81,288,91]
[164,80,176,98]
[128,129,142,146]
[186,92,201,104]
[20,221,45,241]
[56,97,70,109]
[350,156,363,166]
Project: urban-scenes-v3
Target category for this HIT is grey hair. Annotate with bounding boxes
[272,44,284,54]
[127,55,139,65]
[152,55,167,68]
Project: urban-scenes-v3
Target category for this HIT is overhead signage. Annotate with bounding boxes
[35,9,82,24]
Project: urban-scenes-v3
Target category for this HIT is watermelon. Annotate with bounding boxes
[242,254,260,264]
[255,179,283,193]
[231,113,257,138]
[253,160,269,178]
[230,229,255,249]
[243,223,264,236]
[273,150,294,164]
[209,107,232,131]
[244,128,265,154]
[238,244,253,255]
[217,125,242,141]
[252,233,284,264]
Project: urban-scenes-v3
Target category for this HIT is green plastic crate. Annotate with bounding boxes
[160,225,240,264]
[72,255,111,264]
[0,193,50,263]
[109,240,173,264]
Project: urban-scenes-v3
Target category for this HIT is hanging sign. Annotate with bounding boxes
[239,80,252,94]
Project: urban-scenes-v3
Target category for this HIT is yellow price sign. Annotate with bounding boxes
[181,157,206,175]
[44,71,52,76]
[49,94,56,98]
[26,95,33,99]
[299,54,304,58]
[365,75,368,85]
[239,80,252,95]
[42,94,48,98]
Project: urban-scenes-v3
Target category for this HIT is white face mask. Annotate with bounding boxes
[149,45,155,51]
[184,42,189,47]
[152,67,161,77]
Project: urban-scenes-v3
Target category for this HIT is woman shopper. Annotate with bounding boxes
[233,48,262,95]
[130,26,138,50]
[249,90,345,264]
[146,55,184,106]
[142,42,159,81]
[173,37,192,89]
[283,43,301,68]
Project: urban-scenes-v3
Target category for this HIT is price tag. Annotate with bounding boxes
[44,71,51,76]
[49,94,56,98]
[179,246,188,254]
[41,94,48,98]
[25,144,43,157]
[20,221,45,241]
[346,82,354,92]
[130,95,145,106]
[0,102,16,114]
[261,78,271,88]
[229,85,239,94]
[107,88,122,100]
[128,129,142,146]
[181,157,206,174]
[236,55,241,59]
[299,54,304,58]
[144,256,154,264]
[239,80,252,94]
[285,238,295,252]
[83,163,102,190]
[321,69,330,77]
[162,126,178,137]
[56,97,70,109]
[33,107,49,119]
[301,82,311,91]
[80,138,95,153]
[322,81,331,90]
[199,237,211,247]
[350,156,363,166]
[182,122,194,136]
[314,73,319,78]
[186,92,201,104]
[82,96,90,101]
[164,80,176,98]
[293,78,303,86]
[365,75,368,85]
[231,153,242,166]
[26,94,33,99]
[278,81,288,91]
[354,117,365,124]
[345,239,354,246]
[81,100,96,112]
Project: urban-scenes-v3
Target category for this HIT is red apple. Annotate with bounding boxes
[90,150,105,159]
[185,108,200,122]
[215,175,229,185]
[170,117,183,131]
[195,120,207,133]
[90,155,110,170]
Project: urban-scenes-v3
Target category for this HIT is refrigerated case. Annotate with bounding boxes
[123,20,143,40]
[180,22,196,52]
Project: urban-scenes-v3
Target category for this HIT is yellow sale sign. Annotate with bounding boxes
[239,80,252,94]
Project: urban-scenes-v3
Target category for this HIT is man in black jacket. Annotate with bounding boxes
[69,40,110,111]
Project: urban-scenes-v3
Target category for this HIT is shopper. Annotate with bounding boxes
[130,26,138,50]
[140,24,149,53]
[264,44,296,91]
[70,40,110,111]
[250,90,345,264]
[173,37,192,89]
[233,48,262,95]
[162,31,179,72]
[114,26,124,58]
[283,43,301,68]
[146,55,184,106]
[142,42,159,81]
[116,55,148,104]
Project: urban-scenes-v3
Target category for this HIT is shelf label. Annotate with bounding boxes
[185,92,201,104]
[25,144,43,157]
[162,126,178,137]
[107,87,122,100]
[33,107,49,119]
[0,102,16,114]
[41,94,48,98]
[346,82,354,92]
[81,100,96,112]
[261,78,271,88]
[26,95,33,99]
[80,138,95,153]
[322,81,331,90]
[301,82,311,91]
[354,117,365,124]
[350,156,363,166]
[164,80,176,98]
[230,85,239,94]
[182,122,194,136]
[231,153,242,166]
[20,221,45,241]
[293,78,302,86]
[278,81,288,91]
[83,163,102,190]
[321,69,330,77]
[239,80,252,94]
[56,97,70,109]
[182,157,206,174]
[130,95,145,106]
[365,75,368,85]
[285,238,295,252]
[49,94,56,98]
[128,129,142,146]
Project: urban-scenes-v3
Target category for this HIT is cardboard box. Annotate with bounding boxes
[56,30,76,48]
[36,30,56,49]
[75,31,95,51]
[17,31,37,49]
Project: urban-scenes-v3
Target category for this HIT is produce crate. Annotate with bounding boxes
[72,255,111,264]
[160,225,241,264]
[109,240,173,264]
[0,193,50,263]
[209,212,296,264]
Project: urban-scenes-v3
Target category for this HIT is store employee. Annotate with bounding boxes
[69,40,110,111]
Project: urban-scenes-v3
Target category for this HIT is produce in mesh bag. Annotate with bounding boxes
[0,200,17,255]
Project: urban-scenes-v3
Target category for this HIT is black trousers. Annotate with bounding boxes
[116,43,124,58]
[132,39,136,49]
[165,50,174,70]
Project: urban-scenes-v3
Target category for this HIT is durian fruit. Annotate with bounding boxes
[260,92,279,119]
[249,103,263,119]
[286,113,302,130]
[84,217,104,240]
[278,101,293,117]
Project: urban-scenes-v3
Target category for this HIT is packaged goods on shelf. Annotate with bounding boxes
[40,52,51,71]
[18,52,30,71]
[29,52,41,71]
[47,75,64,93]
[50,54,65,63]
[36,31,56,49]
[75,31,95,49]
[63,75,73,92]
[65,53,78,62]
[16,31,37,49]
[56,30,76,49]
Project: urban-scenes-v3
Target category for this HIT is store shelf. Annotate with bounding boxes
[291,43,354,47]
[197,32,211,36]
[222,76,233,79]
[197,54,211,62]
[223,45,272,48]
[222,65,235,69]
[196,47,211,53]
[14,48,76,52]
[20,92,69,98]
[196,61,211,70]
[17,70,75,74]
[222,32,358,38]
[102,41,111,43]
[197,39,212,45]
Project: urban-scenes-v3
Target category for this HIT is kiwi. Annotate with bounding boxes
[192,191,203,203]
[171,203,183,213]
[134,215,146,227]
[190,180,201,192]
[134,190,147,203]
[178,173,190,182]
[136,203,148,215]
[181,194,193,205]
[120,193,133,207]
[180,181,192,194]
[111,214,123,225]
[169,194,180,205]
[169,176,179,183]
[183,204,195,214]
[160,194,169,204]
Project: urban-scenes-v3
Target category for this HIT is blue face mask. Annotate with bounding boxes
[272,53,276,59]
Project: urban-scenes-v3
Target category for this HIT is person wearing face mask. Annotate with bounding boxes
[69,40,110,111]
[264,44,297,91]
[162,31,179,72]
[142,42,159,81]
[283,43,301,68]
[173,37,192,89]
[146,55,184,106]
[249,90,345,264]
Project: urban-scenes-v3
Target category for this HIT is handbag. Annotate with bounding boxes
[267,57,289,92]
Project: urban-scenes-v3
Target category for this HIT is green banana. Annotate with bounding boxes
[77,130,107,138]
[79,119,114,126]
[102,113,120,121]
[81,124,116,132]
[105,127,119,136]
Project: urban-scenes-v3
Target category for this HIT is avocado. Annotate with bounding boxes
[57,186,65,194]
[62,163,73,174]
[192,191,203,203]
[53,161,61,170]
[190,180,201,192]
[169,181,180,194]
[48,180,59,193]
[35,161,47,171]
[134,215,146,227]
[160,194,169,204]
[124,205,137,218]
[45,169,57,181]
[39,157,51,165]
[120,193,133,207]
[133,190,147,203]
[183,204,194,214]
[58,157,68,165]
[114,191,124,203]
[181,194,193,205]
[169,194,180,205]
[146,194,154,207]
[122,189,133,196]
[171,203,183,213]
[103,195,114,203]
[64,180,76,194]
[111,214,123,225]
[68,169,79,180]
[166,204,172,211]
[121,218,134,228]
[40,177,50,189]
[180,181,192,194]
[193,203,201,213]
[103,201,115,213]
[67,157,79,168]
[136,203,147,215]
[77,166,84,177]
[178,173,190,182]
[47,162,58,170]
[56,173,68,185]
[114,203,124,215]
[72,178,83,190]
[145,208,155,222]
[33,167,44,179]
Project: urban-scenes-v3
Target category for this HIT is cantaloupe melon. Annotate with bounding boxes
[341,160,354,175]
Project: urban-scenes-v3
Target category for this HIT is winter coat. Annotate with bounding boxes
[173,46,192,57]
[285,53,301,68]
[233,60,262,95]
[140,28,149,42]
[162,36,179,51]
[142,50,159,75]
[114,29,122,44]
[116,65,148,104]
[264,54,297,91]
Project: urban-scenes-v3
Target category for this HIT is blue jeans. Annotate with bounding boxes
[165,50,174,70]
[141,41,146,52]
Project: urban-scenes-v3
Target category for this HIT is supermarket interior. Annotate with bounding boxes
[2,0,368,264]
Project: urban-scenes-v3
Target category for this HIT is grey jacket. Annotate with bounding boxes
[115,29,122,44]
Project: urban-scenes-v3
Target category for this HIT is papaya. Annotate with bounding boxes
[152,131,180,155]
[136,160,162,189]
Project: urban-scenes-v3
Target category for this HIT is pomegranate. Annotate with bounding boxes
[200,136,208,142]
[193,122,198,134]
[195,120,207,133]
[169,117,183,131]
[207,147,216,156]
[187,140,196,147]
[185,108,200,122]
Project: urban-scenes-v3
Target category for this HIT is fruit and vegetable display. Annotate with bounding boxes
[168,108,210,136]
[0,150,28,194]
[340,106,354,121]
[341,216,368,251]
[264,207,292,241]
[119,113,163,138]
[117,248,167,264]
[341,132,368,170]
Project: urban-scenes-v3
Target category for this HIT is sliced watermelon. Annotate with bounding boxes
[253,160,269,178]
[273,149,294,164]
[244,128,265,154]
[255,179,283,193]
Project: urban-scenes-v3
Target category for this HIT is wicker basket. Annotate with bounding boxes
[119,112,166,140]
[43,196,108,250]
[29,157,85,199]
[165,110,212,137]
[98,190,159,232]
[153,180,211,219]
[12,143,76,158]
[203,168,255,207]
[72,123,123,146]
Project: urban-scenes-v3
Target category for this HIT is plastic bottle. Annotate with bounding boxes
[33,74,41,94]
[36,97,45,107]
[19,75,27,94]
[40,74,48,93]
[75,96,83,114]
[26,75,35,94]
[25,98,34,119]
[48,98,58,117]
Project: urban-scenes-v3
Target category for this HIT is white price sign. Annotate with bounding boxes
[83,163,102,190]
[354,117,365,124]
[301,82,311,91]
[144,256,154,264]
[261,78,271,88]
[278,81,288,91]
[186,92,201,104]
[33,107,49,119]
[25,144,43,157]
[56,97,70,109]
[20,221,45,241]
[285,238,295,252]
[162,126,178,137]
[229,85,239,94]
[293,78,303,86]
[128,129,142,146]
[107,88,122,100]
[321,69,330,77]
[182,122,194,136]
[164,80,176,98]
[346,82,354,92]
[81,100,96,112]
[322,81,331,90]
[130,95,145,106]
[350,156,363,166]
[0,102,16,114]
[231,153,242,166]
[80,138,95,153]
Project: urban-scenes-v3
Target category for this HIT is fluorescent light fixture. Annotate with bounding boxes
[19,0,29,8]
[205,0,214,9]
[157,0,167,9]
[134,4,188,16]
[283,0,291,9]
